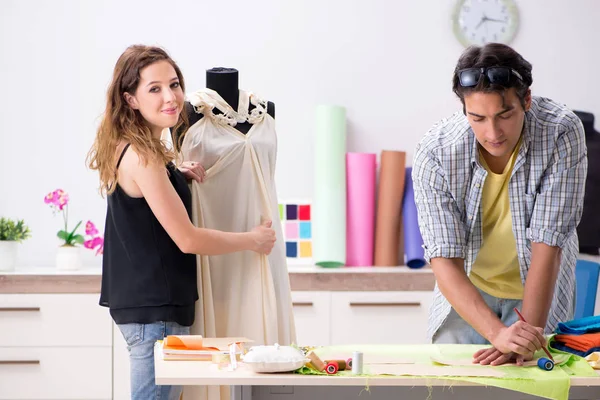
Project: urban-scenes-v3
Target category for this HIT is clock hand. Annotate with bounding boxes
[486,17,506,23]
[475,15,488,29]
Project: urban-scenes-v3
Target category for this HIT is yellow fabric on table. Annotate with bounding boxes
[585,352,600,369]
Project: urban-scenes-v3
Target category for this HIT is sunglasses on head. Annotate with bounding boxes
[457,67,523,87]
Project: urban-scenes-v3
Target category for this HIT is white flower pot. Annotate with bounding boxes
[56,246,82,271]
[0,241,18,272]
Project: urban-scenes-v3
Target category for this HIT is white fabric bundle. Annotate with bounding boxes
[243,344,307,373]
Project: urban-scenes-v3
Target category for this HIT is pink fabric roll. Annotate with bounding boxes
[346,152,377,266]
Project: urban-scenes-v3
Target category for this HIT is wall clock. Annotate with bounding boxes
[452,0,520,47]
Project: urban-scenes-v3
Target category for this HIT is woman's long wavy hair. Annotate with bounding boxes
[87,45,188,196]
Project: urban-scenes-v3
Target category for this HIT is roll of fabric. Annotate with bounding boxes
[556,315,600,335]
[374,151,406,266]
[313,105,346,268]
[403,167,426,268]
[346,152,377,266]
[555,333,600,353]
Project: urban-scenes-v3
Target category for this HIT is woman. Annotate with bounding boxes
[87,45,276,400]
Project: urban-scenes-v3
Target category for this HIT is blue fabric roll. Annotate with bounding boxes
[550,341,600,357]
[555,315,600,335]
[402,167,426,268]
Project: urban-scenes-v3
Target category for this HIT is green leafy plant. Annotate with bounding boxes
[0,218,31,242]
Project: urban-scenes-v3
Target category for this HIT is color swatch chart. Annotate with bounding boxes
[278,201,312,261]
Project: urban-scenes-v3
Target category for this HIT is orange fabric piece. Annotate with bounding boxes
[163,335,253,352]
[555,332,600,352]
[164,335,219,351]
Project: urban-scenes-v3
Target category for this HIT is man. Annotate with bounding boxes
[413,43,587,366]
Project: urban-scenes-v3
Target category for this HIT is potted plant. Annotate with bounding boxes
[44,189,103,270]
[0,217,31,271]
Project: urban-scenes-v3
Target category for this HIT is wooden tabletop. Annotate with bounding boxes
[154,347,600,387]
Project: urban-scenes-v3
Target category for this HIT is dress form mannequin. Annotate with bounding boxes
[179,68,294,400]
[182,68,275,136]
[574,110,600,255]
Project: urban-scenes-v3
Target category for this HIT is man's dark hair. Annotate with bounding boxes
[452,43,533,114]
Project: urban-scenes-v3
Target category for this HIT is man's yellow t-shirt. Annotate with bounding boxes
[470,139,523,300]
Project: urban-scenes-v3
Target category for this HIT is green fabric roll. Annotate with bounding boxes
[313,105,347,268]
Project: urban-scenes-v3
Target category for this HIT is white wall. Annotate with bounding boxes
[1,0,599,267]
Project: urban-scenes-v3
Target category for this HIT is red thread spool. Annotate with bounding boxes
[325,360,347,374]
[325,361,339,374]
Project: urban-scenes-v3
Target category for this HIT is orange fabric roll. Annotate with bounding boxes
[555,332,600,352]
[374,150,406,266]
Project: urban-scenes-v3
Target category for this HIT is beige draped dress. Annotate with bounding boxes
[177,88,296,400]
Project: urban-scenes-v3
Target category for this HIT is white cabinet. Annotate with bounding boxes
[0,294,112,347]
[330,291,433,345]
[291,291,433,347]
[0,290,432,399]
[291,291,332,346]
[0,347,111,400]
[0,294,112,400]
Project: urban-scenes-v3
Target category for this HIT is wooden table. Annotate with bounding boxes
[154,347,600,400]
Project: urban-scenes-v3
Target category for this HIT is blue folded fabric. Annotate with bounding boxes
[555,315,600,335]
[550,341,600,357]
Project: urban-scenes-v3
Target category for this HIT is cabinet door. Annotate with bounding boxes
[330,291,433,345]
[0,347,111,399]
[0,294,112,347]
[291,291,331,346]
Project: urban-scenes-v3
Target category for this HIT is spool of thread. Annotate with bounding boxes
[352,351,363,375]
[307,351,326,372]
[325,361,340,374]
[537,357,554,371]
[325,359,347,374]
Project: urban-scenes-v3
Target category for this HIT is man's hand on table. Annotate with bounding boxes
[473,348,527,366]
[473,321,546,366]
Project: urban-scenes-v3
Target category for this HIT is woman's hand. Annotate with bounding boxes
[178,161,206,183]
[249,221,276,255]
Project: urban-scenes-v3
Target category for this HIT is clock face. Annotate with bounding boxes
[453,0,519,47]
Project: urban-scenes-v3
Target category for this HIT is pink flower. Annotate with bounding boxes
[44,191,58,205]
[44,188,94,249]
[84,220,103,256]
[56,190,69,210]
[84,236,104,256]
[44,189,69,210]
[85,221,99,236]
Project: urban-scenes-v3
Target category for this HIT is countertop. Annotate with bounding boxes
[3,253,598,294]
[0,265,435,294]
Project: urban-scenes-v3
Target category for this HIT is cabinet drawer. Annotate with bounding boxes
[0,294,112,347]
[330,291,433,345]
[0,346,112,399]
[291,291,331,346]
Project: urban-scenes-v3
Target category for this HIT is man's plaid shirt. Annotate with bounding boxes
[412,96,588,340]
